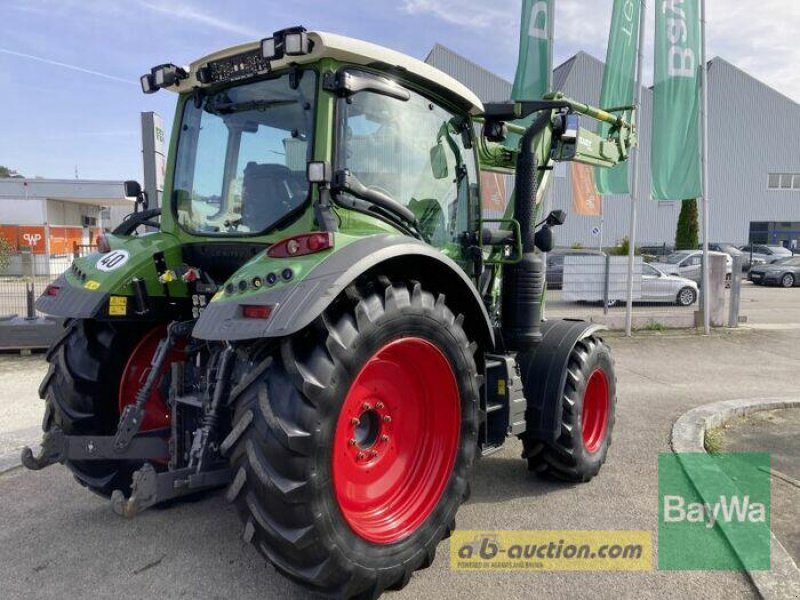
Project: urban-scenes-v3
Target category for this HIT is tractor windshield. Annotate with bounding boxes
[173,70,316,235]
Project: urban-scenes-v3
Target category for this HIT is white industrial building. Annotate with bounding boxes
[0,178,132,275]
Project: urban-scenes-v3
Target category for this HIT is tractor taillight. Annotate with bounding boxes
[45,285,60,297]
[97,235,111,254]
[242,305,273,320]
[267,233,333,258]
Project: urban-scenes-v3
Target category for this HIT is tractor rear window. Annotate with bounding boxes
[173,71,316,235]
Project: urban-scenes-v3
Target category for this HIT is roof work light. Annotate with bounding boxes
[261,26,313,61]
[139,63,188,94]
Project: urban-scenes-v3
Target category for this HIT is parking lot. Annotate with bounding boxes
[0,283,798,599]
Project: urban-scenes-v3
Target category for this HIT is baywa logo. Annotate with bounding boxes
[663,494,767,529]
[658,453,771,571]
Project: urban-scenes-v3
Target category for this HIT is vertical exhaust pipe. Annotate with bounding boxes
[502,112,551,350]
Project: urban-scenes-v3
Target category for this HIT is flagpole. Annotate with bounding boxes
[624,0,648,337]
[700,0,711,335]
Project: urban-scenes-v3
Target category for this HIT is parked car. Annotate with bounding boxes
[701,243,744,258]
[546,249,605,290]
[739,244,793,269]
[641,263,699,306]
[657,250,732,284]
[639,244,674,261]
[748,256,800,287]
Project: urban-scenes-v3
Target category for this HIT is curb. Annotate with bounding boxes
[671,397,800,600]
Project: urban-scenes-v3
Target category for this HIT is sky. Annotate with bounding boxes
[1,0,798,181]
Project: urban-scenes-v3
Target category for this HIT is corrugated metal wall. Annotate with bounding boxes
[427,48,800,248]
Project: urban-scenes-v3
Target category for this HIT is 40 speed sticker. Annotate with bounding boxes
[96,250,130,272]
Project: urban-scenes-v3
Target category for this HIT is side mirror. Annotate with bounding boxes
[546,210,567,227]
[429,143,449,180]
[124,180,142,198]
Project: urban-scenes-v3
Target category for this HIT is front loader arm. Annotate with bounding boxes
[479,93,637,171]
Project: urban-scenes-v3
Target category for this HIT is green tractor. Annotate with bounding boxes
[23,27,635,598]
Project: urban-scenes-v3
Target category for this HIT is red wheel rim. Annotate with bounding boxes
[332,337,461,545]
[582,369,610,454]
[118,326,185,433]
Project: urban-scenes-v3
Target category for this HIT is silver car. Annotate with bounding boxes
[642,263,699,306]
[658,250,732,284]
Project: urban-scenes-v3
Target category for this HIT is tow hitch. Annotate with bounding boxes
[21,321,234,517]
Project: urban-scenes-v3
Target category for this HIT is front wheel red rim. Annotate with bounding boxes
[581,369,610,454]
[332,337,461,545]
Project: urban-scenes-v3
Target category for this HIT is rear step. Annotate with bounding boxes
[480,355,527,456]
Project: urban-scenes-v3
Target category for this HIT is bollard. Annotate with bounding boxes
[25,282,36,320]
[728,255,743,328]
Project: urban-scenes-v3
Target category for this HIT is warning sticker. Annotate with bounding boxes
[108,296,128,316]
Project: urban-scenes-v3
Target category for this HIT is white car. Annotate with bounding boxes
[641,263,699,306]
[658,250,732,285]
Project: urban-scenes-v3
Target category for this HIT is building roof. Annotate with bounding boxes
[424,45,585,104]
[0,179,132,207]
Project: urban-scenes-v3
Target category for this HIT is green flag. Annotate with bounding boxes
[651,0,703,200]
[512,0,554,102]
[596,0,642,195]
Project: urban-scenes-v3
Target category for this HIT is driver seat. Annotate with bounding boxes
[241,163,305,231]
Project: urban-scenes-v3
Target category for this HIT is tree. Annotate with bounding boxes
[0,235,12,273]
[675,198,699,250]
[0,166,11,178]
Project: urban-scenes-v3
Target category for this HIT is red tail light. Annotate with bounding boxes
[267,233,333,258]
[97,234,111,254]
[241,305,273,319]
[45,285,61,297]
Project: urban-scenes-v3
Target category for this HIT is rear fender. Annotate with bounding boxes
[35,232,186,319]
[192,233,495,352]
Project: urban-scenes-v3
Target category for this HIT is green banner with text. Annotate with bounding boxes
[651,0,703,200]
[596,0,642,195]
[512,0,554,103]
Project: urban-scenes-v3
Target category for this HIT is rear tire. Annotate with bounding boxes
[224,280,479,598]
[39,320,142,496]
[521,335,616,483]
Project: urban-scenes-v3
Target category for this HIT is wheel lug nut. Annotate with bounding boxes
[356,452,366,460]
[369,450,379,457]
[350,418,360,426]
[375,402,384,410]
[348,439,357,446]
[382,415,392,423]
[362,403,372,411]
[380,435,390,443]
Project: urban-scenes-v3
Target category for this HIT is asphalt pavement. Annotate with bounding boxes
[3,325,798,599]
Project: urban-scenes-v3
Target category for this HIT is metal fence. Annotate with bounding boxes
[0,245,95,319]
[544,250,742,332]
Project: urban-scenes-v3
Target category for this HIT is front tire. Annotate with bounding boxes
[781,273,795,288]
[676,286,697,306]
[521,335,616,482]
[224,280,480,598]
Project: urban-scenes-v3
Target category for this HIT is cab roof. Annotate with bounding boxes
[166,31,484,115]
